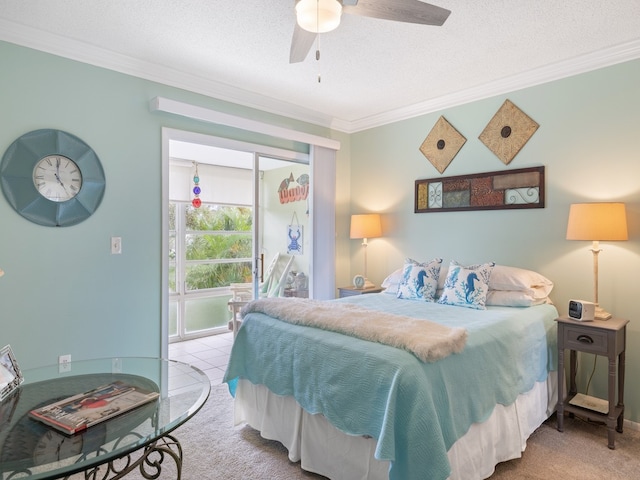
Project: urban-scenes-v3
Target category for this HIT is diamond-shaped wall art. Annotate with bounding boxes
[419,116,466,174]
[479,100,539,165]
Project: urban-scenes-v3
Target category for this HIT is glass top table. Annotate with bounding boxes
[0,357,210,479]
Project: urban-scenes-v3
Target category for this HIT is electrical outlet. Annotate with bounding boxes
[59,354,71,373]
[112,357,122,373]
[111,236,122,254]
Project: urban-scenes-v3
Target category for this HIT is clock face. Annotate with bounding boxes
[33,429,83,465]
[353,275,365,289]
[32,155,83,202]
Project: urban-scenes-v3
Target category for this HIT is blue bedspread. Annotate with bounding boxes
[224,294,558,480]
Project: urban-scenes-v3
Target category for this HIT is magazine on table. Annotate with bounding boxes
[29,380,159,434]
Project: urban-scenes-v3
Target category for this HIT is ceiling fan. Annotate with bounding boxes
[290,0,451,63]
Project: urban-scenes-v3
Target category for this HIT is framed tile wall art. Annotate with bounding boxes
[415,166,545,213]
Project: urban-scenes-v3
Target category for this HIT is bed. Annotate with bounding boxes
[223,261,559,480]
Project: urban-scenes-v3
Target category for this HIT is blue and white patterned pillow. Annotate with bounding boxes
[437,261,496,309]
[396,258,442,301]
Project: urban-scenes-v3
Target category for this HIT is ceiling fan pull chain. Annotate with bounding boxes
[316,0,322,82]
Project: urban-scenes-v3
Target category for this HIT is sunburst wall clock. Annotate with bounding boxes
[0,129,105,227]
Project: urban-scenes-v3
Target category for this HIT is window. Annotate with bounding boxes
[169,202,252,339]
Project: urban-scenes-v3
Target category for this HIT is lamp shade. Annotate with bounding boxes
[566,203,628,241]
[350,214,382,239]
[296,0,342,33]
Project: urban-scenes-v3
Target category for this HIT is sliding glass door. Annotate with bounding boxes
[166,133,309,342]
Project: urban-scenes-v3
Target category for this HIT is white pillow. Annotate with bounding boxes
[381,268,403,292]
[489,265,553,298]
[397,258,442,301]
[437,261,495,310]
[485,290,551,307]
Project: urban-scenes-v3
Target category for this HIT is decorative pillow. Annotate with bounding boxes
[485,290,551,307]
[396,258,442,301]
[437,266,448,291]
[488,265,553,298]
[437,261,495,309]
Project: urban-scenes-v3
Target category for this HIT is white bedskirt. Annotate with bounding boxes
[233,372,557,480]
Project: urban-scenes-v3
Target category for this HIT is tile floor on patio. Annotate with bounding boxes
[168,332,233,385]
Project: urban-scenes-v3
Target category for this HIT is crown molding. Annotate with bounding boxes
[0,19,335,129]
[2,18,639,135]
[344,38,640,133]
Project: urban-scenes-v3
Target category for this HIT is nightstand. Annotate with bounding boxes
[227,299,248,338]
[556,315,629,449]
[338,286,384,298]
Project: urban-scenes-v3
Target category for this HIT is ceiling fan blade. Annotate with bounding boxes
[290,23,318,63]
[342,0,451,26]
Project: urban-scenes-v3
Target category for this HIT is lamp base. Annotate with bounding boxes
[363,278,375,289]
[595,305,612,321]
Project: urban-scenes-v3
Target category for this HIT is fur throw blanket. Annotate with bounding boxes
[241,298,467,363]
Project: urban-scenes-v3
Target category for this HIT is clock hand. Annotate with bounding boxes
[54,172,65,187]
[55,158,64,187]
[54,173,71,195]
[55,158,64,183]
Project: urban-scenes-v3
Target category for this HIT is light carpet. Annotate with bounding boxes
[74,384,640,479]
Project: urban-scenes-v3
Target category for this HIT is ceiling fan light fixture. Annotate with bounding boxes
[296,0,342,33]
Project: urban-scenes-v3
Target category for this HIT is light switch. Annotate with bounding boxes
[111,236,122,254]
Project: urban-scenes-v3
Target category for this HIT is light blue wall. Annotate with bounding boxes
[2,39,640,424]
[348,59,640,421]
[0,41,347,369]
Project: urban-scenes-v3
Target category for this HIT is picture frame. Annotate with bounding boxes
[0,345,24,401]
[286,224,303,255]
[0,385,20,426]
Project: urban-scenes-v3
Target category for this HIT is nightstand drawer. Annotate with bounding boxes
[565,326,608,354]
[339,288,362,297]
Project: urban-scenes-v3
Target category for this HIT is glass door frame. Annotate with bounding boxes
[251,153,260,297]
[161,128,310,352]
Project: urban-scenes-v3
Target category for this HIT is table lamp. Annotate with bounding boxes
[566,202,628,320]
[350,213,382,289]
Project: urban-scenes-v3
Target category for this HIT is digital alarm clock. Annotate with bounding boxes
[568,299,595,321]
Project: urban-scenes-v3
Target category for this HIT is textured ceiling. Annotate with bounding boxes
[1,0,640,132]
